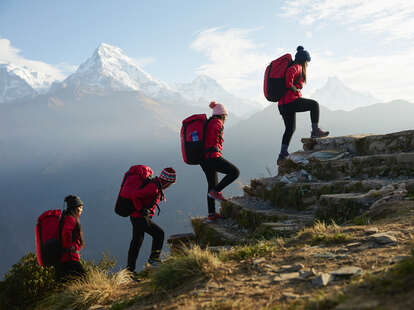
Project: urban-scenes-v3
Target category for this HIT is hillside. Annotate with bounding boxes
[4,129,413,310]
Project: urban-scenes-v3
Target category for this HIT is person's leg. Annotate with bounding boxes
[144,219,165,261]
[289,98,328,137]
[200,162,218,215]
[212,157,240,192]
[127,217,146,271]
[278,104,296,161]
[67,261,86,278]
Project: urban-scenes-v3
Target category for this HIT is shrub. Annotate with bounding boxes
[0,252,57,310]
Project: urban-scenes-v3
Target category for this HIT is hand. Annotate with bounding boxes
[290,86,299,93]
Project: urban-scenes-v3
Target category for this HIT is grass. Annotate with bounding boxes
[149,245,224,291]
[220,238,284,261]
[36,268,133,310]
[295,220,352,246]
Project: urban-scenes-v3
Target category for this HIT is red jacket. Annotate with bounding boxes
[60,215,82,262]
[121,177,163,218]
[204,117,224,159]
[278,64,304,106]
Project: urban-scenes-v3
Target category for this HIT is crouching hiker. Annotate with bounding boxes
[55,195,86,281]
[116,166,176,272]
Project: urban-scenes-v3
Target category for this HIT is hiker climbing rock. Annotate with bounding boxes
[200,101,240,221]
[119,166,176,272]
[55,195,86,281]
[276,46,329,165]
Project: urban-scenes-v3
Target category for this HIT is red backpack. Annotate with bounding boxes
[263,53,293,102]
[180,114,211,165]
[115,165,154,217]
[35,210,63,267]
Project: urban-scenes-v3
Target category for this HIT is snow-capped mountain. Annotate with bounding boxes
[311,76,379,111]
[174,74,265,117]
[54,43,183,102]
[0,64,37,103]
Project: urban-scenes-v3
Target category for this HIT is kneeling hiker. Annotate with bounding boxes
[118,166,176,271]
[55,195,86,281]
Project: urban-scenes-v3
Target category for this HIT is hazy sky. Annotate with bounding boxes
[1,0,413,103]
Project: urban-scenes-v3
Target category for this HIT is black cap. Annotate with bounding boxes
[64,195,83,209]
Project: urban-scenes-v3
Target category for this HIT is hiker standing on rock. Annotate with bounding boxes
[55,195,86,281]
[123,167,176,272]
[201,101,240,221]
[277,46,329,165]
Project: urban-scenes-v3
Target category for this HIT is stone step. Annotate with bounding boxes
[281,152,414,181]
[257,221,305,238]
[221,197,314,231]
[191,217,248,246]
[301,130,414,155]
[243,177,389,210]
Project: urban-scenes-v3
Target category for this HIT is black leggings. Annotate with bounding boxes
[55,260,86,282]
[279,98,320,146]
[127,217,164,271]
[200,157,240,214]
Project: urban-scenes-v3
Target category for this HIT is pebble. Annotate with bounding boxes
[299,268,317,279]
[278,263,305,273]
[370,232,397,244]
[273,272,301,282]
[312,273,334,287]
[330,266,362,277]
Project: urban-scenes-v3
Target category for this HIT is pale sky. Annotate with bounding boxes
[1,0,413,104]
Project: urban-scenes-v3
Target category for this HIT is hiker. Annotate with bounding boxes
[277,46,329,165]
[200,101,240,220]
[55,195,86,281]
[123,167,176,272]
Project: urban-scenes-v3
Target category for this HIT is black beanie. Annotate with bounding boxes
[295,46,311,63]
[64,195,83,209]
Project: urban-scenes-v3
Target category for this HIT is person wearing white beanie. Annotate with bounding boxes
[199,101,240,221]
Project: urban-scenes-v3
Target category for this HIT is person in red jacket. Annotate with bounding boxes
[125,167,176,272]
[201,101,240,221]
[55,194,86,281]
[277,46,329,165]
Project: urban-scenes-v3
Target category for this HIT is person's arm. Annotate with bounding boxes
[285,65,300,92]
[61,216,76,250]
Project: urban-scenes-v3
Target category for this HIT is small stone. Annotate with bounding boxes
[253,257,267,265]
[312,273,334,287]
[281,292,300,300]
[273,272,301,282]
[300,268,317,279]
[346,242,362,248]
[331,266,362,277]
[279,263,305,273]
[370,232,397,244]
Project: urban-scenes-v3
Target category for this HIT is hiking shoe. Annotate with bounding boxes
[207,213,225,221]
[277,154,288,166]
[147,258,162,268]
[311,128,329,138]
[208,190,227,201]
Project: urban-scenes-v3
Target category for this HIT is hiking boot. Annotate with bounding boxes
[311,128,329,138]
[130,271,141,282]
[277,153,289,166]
[147,258,162,268]
[207,213,225,221]
[208,190,227,201]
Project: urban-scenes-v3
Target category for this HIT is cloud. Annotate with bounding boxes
[280,0,414,41]
[190,27,273,95]
[0,38,69,89]
[307,48,414,102]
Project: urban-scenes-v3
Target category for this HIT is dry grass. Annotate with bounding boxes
[37,268,133,310]
[295,220,352,246]
[149,245,225,290]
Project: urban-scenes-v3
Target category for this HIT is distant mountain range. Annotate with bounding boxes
[311,76,379,111]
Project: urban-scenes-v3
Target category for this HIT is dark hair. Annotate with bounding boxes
[294,46,309,83]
